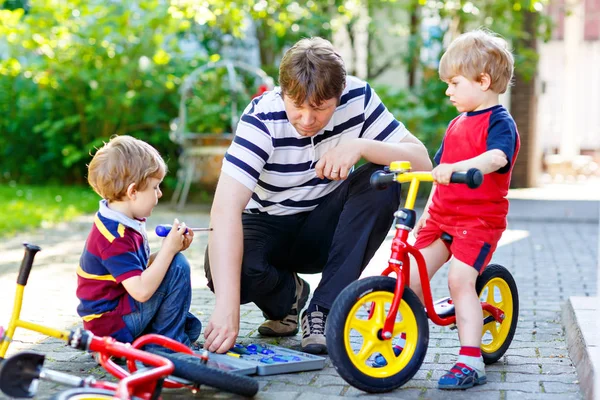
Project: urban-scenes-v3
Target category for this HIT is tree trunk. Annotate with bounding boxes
[510,11,540,188]
[408,0,421,89]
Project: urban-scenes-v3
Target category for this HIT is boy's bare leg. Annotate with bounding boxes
[447,258,482,346]
[409,238,450,303]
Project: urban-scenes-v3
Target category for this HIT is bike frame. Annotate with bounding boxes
[376,170,506,339]
[0,244,200,399]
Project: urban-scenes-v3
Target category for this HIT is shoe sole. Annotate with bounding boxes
[438,376,487,390]
[301,343,327,355]
[257,326,299,337]
[257,277,311,337]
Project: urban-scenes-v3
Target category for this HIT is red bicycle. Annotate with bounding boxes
[326,161,519,393]
[0,243,259,399]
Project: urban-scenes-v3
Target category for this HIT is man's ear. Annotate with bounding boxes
[479,73,492,91]
[126,183,137,200]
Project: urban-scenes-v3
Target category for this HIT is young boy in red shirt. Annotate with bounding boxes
[411,29,520,389]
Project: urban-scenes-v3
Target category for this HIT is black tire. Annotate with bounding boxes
[476,263,519,364]
[326,276,429,393]
[152,350,259,397]
[52,388,144,400]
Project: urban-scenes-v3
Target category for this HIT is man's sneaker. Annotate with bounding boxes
[258,274,310,337]
[438,362,487,390]
[301,304,328,354]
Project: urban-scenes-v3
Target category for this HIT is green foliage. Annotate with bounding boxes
[0,0,207,184]
[0,0,552,192]
[430,0,551,81]
[0,183,99,237]
[375,76,456,163]
[184,66,264,135]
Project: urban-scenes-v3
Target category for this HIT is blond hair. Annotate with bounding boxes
[439,29,514,94]
[279,37,346,106]
[87,135,167,202]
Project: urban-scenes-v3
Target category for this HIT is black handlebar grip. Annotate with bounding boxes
[370,170,396,190]
[450,168,483,189]
[17,243,42,286]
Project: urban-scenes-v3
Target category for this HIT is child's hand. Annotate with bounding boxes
[432,163,455,185]
[161,218,188,255]
[181,228,194,251]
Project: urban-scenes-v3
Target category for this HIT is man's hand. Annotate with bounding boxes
[203,305,240,353]
[315,139,362,180]
[431,163,456,185]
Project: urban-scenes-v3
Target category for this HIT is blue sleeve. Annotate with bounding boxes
[433,141,444,165]
[487,112,517,174]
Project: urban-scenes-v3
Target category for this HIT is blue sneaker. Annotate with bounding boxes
[438,363,487,390]
[372,345,403,367]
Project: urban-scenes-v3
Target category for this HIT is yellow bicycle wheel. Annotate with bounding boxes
[477,264,519,364]
[326,276,429,393]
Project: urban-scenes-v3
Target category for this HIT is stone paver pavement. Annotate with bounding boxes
[0,190,597,399]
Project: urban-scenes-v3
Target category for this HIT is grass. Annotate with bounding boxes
[0,183,100,238]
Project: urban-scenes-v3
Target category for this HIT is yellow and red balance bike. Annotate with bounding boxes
[325,161,519,393]
[0,244,259,399]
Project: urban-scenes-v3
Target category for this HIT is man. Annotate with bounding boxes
[203,37,432,355]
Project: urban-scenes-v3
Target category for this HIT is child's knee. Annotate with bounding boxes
[447,265,477,293]
[170,253,191,279]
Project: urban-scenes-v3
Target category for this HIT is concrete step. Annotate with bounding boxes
[562,296,599,400]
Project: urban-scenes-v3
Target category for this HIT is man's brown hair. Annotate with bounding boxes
[87,135,166,202]
[279,37,346,106]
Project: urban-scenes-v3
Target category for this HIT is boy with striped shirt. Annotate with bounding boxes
[77,135,201,348]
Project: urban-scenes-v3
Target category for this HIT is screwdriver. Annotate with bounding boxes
[155,224,213,237]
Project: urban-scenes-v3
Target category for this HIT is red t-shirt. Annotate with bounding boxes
[428,105,520,239]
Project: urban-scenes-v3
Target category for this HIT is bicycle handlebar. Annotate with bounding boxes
[450,168,484,189]
[370,168,484,190]
[370,170,397,190]
[17,243,42,286]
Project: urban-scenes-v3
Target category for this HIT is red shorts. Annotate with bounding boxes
[413,217,502,273]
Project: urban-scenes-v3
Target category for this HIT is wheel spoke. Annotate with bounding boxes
[392,321,407,337]
[374,341,397,365]
[349,316,375,337]
[372,300,387,326]
[356,339,377,364]
[488,323,499,341]
[487,284,498,306]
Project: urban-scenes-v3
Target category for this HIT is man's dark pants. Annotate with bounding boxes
[204,163,401,320]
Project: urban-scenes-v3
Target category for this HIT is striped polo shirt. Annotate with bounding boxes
[76,200,150,343]
[222,76,409,215]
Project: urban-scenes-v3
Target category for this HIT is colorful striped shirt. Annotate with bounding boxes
[222,76,410,215]
[76,200,150,343]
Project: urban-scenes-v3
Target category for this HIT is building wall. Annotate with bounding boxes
[538,1,600,154]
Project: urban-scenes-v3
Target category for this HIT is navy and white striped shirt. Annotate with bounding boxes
[222,76,409,215]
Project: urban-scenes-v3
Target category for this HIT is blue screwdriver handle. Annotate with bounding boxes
[155,224,212,237]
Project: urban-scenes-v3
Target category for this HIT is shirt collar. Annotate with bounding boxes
[98,199,146,235]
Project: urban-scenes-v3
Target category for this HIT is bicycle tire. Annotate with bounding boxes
[476,263,519,364]
[326,276,429,393]
[52,388,143,400]
[152,350,259,397]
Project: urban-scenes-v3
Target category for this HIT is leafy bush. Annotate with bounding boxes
[0,0,209,185]
[374,74,457,162]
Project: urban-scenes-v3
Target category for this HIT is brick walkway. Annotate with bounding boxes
[0,194,597,399]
